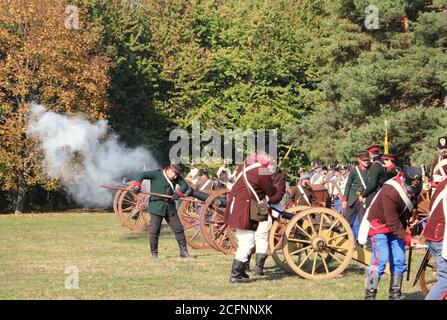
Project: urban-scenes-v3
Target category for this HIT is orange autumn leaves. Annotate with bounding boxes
[0,0,111,207]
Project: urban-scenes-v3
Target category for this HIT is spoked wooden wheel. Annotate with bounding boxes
[209,210,237,255]
[269,218,294,274]
[178,198,209,249]
[420,251,439,297]
[269,206,310,274]
[200,189,233,252]
[113,189,123,218]
[117,187,150,232]
[283,207,354,280]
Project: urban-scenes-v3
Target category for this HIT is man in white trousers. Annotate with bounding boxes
[223,153,277,283]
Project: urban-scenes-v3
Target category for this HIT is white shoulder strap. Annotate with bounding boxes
[233,163,262,186]
[358,189,382,245]
[297,185,311,206]
[200,179,212,191]
[355,166,367,189]
[429,187,447,218]
[385,179,414,212]
[162,170,175,192]
[433,157,447,177]
[243,164,261,202]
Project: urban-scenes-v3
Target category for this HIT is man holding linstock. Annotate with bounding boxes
[132,163,192,259]
[223,153,278,283]
[359,167,422,300]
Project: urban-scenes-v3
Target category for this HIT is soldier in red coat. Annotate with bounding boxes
[359,167,422,300]
[223,153,277,283]
[423,178,447,300]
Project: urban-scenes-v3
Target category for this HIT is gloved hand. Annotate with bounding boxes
[132,185,141,194]
[172,192,180,201]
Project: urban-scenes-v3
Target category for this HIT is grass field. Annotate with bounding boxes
[0,212,427,300]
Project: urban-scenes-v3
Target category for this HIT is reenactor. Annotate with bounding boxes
[132,163,192,259]
[251,168,287,276]
[223,153,277,283]
[360,145,387,207]
[310,166,328,185]
[382,154,399,180]
[423,177,447,300]
[337,165,350,195]
[185,162,200,185]
[359,167,422,300]
[342,152,370,237]
[289,174,321,207]
[432,136,447,184]
[194,170,213,192]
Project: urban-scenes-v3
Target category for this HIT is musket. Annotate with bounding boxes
[407,206,420,281]
[412,248,431,288]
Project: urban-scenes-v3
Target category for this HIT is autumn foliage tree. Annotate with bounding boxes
[0,0,111,213]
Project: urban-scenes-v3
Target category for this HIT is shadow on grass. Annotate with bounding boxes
[403,291,425,300]
[262,266,297,281]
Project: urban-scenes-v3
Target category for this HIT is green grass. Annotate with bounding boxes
[0,212,426,300]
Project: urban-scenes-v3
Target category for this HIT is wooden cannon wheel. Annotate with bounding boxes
[209,209,237,255]
[113,188,123,219]
[268,206,310,274]
[201,189,237,254]
[283,207,354,280]
[177,198,209,249]
[116,185,150,232]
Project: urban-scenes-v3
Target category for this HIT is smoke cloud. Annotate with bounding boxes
[27,102,158,207]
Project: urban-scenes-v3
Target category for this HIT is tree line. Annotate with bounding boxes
[0,0,446,213]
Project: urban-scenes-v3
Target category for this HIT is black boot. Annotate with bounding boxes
[246,254,252,272]
[150,240,158,259]
[364,275,380,300]
[254,253,268,276]
[230,259,250,283]
[178,239,191,258]
[389,274,403,300]
[241,260,250,279]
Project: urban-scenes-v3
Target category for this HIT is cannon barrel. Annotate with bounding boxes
[269,205,294,220]
[190,188,227,208]
[191,189,211,202]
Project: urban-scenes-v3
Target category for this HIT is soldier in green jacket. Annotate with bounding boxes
[360,145,387,208]
[133,163,192,258]
[342,152,370,239]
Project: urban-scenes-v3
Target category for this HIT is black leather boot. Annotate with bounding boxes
[178,239,191,258]
[254,253,268,276]
[364,275,380,300]
[246,254,252,271]
[150,240,158,259]
[241,260,250,279]
[230,259,250,283]
[389,274,403,300]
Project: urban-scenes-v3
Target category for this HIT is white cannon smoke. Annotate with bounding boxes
[27,102,158,207]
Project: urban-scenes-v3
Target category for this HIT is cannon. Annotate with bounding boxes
[101,183,237,255]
